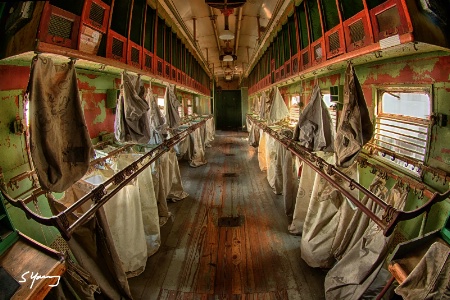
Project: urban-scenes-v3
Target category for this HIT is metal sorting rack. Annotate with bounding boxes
[248,115,450,236]
[1,116,211,240]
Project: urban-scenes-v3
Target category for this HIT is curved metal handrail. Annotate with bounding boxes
[1,116,211,240]
[249,115,450,236]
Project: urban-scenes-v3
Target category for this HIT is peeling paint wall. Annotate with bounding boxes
[280,52,450,240]
[0,64,206,245]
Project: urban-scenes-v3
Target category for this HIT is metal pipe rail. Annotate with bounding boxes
[1,116,211,240]
[248,115,450,236]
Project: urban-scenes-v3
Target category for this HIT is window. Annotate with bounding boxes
[374,89,431,172]
[157,97,165,116]
[289,95,300,125]
[178,97,184,118]
[187,99,193,115]
[322,93,337,130]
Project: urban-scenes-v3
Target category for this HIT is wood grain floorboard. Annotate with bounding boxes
[129,131,325,299]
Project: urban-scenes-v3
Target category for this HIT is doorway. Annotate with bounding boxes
[215,90,242,130]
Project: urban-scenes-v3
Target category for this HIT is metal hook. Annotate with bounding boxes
[349,180,356,190]
[418,189,424,200]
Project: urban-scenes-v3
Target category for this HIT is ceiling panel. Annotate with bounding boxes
[159,0,287,82]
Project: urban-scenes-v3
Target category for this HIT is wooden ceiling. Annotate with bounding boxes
[157,0,290,83]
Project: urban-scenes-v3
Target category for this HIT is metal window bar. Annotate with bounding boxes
[375,128,427,143]
[375,115,429,163]
[376,118,428,135]
[1,117,212,240]
[375,136,426,155]
[248,115,450,237]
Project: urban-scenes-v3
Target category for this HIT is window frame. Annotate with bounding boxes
[373,85,433,174]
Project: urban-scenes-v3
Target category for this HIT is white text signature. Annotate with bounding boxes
[19,271,61,289]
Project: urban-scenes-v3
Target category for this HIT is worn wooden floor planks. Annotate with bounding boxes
[129,131,325,299]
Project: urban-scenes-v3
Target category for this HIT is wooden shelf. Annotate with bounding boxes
[0,232,66,300]
[0,41,209,97]
[249,33,450,95]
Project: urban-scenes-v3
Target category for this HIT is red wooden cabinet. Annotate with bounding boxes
[284,60,291,78]
[38,4,80,49]
[311,38,325,66]
[164,62,171,79]
[106,30,127,63]
[370,0,411,42]
[143,49,154,73]
[300,47,311,71]
[325,25,346,59]
[343,11,373,52]
[171,66,177,81]
[156,57,164,76]
[127,41,142,68]
[81,0,110,33]
[291,53,299,75]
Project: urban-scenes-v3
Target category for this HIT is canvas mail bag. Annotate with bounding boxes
[115,72,152,143]
[335,63,373,167]
[28,56,93,192]
[293,84,334,152]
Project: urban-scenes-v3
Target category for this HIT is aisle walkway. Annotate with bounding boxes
[129,131,326,299]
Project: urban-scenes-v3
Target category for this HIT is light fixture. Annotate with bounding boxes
[225,74,232,81]
[219,29,235,40]
[224,65,232,73]
[223,54,233,62]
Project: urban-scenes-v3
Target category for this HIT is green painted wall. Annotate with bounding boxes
[0,64,203,246]
[274,52,450,240]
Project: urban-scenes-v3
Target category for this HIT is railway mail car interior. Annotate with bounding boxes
[0,0,450,299]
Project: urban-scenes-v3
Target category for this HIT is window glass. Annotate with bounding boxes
[289,95,300,125]
[381,92,430,119]
[157,97,165,116]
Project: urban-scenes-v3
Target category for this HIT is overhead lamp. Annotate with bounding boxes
[223,54,233,62]
[224,65,232,73]
[219,29,235,40]
[225,74,232,81]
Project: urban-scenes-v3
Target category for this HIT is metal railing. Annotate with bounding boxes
[1,116,211,240]
[249,115,450,236]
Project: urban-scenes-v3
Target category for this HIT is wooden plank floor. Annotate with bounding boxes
[128,131,326,299]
